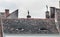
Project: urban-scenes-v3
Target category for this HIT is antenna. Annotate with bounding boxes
[28,10,29,15]
[59,1,60,8]
[46,5,48,11]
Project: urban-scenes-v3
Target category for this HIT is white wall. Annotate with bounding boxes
[5,34,60,37]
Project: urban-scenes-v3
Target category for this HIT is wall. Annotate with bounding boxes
[7,10,18,19]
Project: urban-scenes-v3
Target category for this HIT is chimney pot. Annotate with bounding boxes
[5,9,9,17]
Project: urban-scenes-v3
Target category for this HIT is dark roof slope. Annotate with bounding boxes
[2,18,58,34]
[0,12,5,16]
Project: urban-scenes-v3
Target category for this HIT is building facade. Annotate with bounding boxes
[0,9,18,37]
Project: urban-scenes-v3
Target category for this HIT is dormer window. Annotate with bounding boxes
[16,28,24,31]
[40,28,48,30]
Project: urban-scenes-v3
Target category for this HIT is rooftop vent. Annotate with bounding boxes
[27,10,31,18]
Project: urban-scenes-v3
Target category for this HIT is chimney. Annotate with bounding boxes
[50,7,55,18]
[46,11,49,18]
[5,9,9,17]
[45,5,50,18]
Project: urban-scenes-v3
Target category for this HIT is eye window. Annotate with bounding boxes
[40,28,48,30]
[16,28,24,31]
[18,28,22,30]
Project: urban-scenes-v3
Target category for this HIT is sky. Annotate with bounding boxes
[0,0,59,18]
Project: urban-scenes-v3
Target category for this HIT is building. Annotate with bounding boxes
[0,9,18,37]
[1,2,60,37]
[7,9,18,19]
[0,9,18,19]
[0,7,60,37]
[1,7,60,34]
[55,8,60,33]
[1,7,60,37]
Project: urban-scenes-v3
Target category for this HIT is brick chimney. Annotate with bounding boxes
[5,9,9,17]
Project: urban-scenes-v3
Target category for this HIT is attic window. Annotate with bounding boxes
[16,28,24,31]
[40,28,48,30]
[18,28,22,30]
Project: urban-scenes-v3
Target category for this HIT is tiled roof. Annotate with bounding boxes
[2,18,58,34]
[0,12,5,15]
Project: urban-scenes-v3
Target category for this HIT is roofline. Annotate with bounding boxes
[2,18,55,20]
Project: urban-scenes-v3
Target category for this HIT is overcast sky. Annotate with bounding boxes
[0,0,59,18]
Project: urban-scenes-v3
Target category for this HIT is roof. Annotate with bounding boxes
[2,18,58,34]
[7,9,18,17]
[0,12,5,15]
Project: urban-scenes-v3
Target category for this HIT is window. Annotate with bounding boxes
[40,28,48,30]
